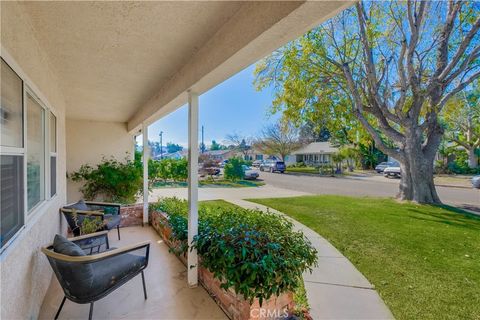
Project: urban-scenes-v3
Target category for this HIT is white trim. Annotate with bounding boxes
[142,123,149,225]
[25,87,47,215]
[187,90,199,287]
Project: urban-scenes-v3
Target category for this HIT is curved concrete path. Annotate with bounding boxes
[227,199,394,320]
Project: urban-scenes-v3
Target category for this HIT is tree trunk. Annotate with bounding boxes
[397,143,441,204]
[468,148,478,168]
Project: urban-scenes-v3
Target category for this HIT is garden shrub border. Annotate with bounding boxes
[149,207,309,320]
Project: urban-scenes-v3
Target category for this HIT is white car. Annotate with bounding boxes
[472,175,480,189]
[384,166,401,178]
[242,165,259,180]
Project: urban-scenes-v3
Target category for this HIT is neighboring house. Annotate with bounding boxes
[244,149,273,162]
[156,149,188,160]
[292,142,339,166]
[202,149,237,162]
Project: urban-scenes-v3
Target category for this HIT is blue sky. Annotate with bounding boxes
[145,64,280,148]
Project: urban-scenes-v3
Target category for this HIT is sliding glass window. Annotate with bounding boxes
[26,93,46,212]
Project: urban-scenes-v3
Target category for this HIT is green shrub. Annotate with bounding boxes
[151,197,318,304]
[70,155,142,203]
[224,157,245,182]
[153,158,188,182]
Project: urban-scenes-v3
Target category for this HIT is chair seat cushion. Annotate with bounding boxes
[104,214,121,230]
[91,253,146,295]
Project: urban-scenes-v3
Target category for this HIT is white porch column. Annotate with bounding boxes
[187,90,199,287]
[142,123,149,226]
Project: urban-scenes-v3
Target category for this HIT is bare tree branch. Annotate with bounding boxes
[438,16,480,81]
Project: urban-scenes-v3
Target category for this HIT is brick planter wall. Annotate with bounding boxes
[120,204,143,227]
[150,210,295,320]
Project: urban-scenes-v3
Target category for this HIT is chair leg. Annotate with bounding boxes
[54,296,66,320]
[141,271,148,300]
[117,225,121,240]
[89,302,94,320]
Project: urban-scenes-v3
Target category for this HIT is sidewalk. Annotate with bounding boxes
[227,199,394,320]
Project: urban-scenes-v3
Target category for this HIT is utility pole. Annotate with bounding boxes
[201,125,205,154]
[159,131,163,159]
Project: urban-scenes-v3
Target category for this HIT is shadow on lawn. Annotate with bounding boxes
[405,205,480,231]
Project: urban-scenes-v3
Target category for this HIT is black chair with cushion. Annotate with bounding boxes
[61,200,122,240]
[42,232,150,320]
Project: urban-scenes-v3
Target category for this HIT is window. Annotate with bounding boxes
[26,93,45,211]
[1,56,58,250]
[50,112,57,196]
[1,58,25,248]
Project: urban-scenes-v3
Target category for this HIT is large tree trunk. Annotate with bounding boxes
[468,148,478,169]
[397,135,442,204]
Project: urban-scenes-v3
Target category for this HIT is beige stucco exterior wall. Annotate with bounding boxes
[66,119,134,202]
[1,2,68,319]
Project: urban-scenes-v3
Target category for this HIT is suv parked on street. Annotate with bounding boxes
[259,160,286,173]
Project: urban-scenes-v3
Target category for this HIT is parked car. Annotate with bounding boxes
[375,161,399,173]
[472,175,480,189]
[259,160,286,173]
[384,165,401,178]
[242,165,259,180]
[219,159,229,168]
[252,160,263,168]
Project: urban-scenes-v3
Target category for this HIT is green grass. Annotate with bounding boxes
[286,167,319,174]
[249,195,480,320]
[152,179,264,188]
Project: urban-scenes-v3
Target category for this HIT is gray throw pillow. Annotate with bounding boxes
[53,234,94,298]
[64,199,90,211]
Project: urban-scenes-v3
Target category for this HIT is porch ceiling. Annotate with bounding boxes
[15,1,352,130]
[19,1,243,122]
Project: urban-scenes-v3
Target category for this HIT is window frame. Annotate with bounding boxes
[0,57,26,250]
[25,87,48,214]
[1,56,58,253]
[49,111,58,197]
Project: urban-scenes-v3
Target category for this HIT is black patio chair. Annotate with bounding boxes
[61,200,122,240]
[42,231,150,320]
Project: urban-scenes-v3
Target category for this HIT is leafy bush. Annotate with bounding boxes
[70,155,143,203]
[224,157,245,182]
[152,158,188,182]
[151,197,318,304]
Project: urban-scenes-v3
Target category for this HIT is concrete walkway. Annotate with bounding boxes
[227,199,394,320]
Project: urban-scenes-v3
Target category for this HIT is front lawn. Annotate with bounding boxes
[249,195,480,320]
[286,167,319,174]
[152,179,265,188]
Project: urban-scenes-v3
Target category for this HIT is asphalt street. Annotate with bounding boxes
[258,171,480,212]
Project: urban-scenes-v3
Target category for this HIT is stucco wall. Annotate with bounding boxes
[1,2,68,319]
[66,119,134,202]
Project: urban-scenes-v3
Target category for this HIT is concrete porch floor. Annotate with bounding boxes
[38,226,227,320]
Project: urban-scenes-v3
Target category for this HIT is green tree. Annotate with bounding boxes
[166,142,183,153]
[255,1,480,203]
[210,140,226,151]
[443,83,480,168]
[224,157,245,182]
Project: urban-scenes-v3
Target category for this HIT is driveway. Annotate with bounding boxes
[260,171,480,211]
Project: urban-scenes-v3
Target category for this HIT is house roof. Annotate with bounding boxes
[203,150,233,156]
[293,142,339,155]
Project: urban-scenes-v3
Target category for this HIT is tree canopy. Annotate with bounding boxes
[255,1,480,203]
